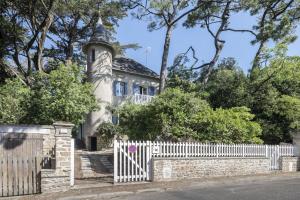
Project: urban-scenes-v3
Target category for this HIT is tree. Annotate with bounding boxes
[47,0,127,65]
[1,0,56,83]
[1,0,128,83]
[243,0,300,70]
[118,88,262,143]
[190,107,262,144]
[25,64,98,125]
[184,1,243,83]
[0,79,31,124]
[249,56,300,143]
[119,88,210,140]
[204,58,249,108]
[127,0,205,92]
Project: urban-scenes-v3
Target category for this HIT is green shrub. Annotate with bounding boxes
[119,88,262,143]
[0,79,31,124]
[25,64,97,125]
[0,64,97,126]
[95,122,121,149]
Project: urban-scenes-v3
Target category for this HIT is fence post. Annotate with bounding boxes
[70,138,75,186]
[113,140,118,183]
[216,144,219,157]
[265,145,268,158]
[185,142,188,158]
[146,141,150,181]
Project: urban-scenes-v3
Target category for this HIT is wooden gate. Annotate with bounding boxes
[114,140,152,183]
[0,133,43,197]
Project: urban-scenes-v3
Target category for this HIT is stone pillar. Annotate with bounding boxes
[41,122,74,193]
[292,132,300,156]
[53,122,74,171]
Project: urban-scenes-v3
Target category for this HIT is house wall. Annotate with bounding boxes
[112,70,159,106]
[152,157,270,182]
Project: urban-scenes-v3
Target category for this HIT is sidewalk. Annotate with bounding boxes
[9,172,300,200]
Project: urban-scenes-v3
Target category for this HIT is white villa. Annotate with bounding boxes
[80,19,160,150]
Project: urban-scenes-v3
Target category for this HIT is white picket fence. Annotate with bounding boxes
[114,140,297,183]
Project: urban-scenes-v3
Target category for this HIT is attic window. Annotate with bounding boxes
[91,49,95,62]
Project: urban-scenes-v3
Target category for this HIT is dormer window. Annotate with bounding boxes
[91,49,96,62]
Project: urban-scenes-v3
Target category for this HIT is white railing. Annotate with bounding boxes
[131,94,154,104]
[151,142,296,158]
[113,94,154,106]
[114,140,297,182]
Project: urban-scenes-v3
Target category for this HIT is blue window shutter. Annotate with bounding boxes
[112,116,118,125]
[113,81,117,96]
[124,82,128,95]
[133,83,139,94]
[148,86,155,96]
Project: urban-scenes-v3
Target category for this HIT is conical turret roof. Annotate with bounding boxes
[82,17,115,55]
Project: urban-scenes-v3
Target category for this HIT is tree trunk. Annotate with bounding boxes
[65,41,73,65]
[251,41,265,70]
[159,26,173,93]
[203,42,224,84]
[37,13,54,71]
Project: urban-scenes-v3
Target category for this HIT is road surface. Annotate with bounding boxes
[115,178,300,200]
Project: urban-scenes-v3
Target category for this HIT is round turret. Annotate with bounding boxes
[82,17,114,150]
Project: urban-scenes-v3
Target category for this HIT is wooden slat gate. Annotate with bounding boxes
[114,140,152,183]
[0,133,43,197]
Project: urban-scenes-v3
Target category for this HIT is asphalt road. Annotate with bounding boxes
[116,178,300,200]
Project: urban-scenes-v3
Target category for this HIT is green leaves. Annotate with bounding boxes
[26,64,97,125]
[0,64,97,126]
[118,88,262,143]
[0,79,31,124]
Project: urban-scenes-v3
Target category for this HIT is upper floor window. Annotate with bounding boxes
[133,84,156,96]
[113,81,127,96]
[133,84,148,95]
[91,49,96,62]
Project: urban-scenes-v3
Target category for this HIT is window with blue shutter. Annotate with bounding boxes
[148,86,156,96]
[112,115,118,125]
[133,83,140,94]
[113,81,127,96]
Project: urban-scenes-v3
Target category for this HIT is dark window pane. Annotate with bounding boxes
[92,49,95,62]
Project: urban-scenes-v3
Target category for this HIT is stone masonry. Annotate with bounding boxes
[41,122,74,193]
[152,157,270,182]
[280,156,300,172]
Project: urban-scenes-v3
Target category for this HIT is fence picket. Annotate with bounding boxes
[114,140,297,183]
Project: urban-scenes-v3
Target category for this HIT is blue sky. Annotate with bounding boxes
[115,12,300,74]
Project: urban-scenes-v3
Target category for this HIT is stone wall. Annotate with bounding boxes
[280,156,300,172]
[41,122,74,193]
[152,157,270,182]
[0,122,74,194]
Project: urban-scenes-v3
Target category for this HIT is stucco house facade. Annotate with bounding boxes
[80,19,159,150]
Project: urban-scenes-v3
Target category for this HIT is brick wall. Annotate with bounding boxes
[152,157,270,182]
[280,156,300,172]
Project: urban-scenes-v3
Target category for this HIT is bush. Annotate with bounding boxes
[118,88,262,143]
[0,79,31,124]
[0,64,97,126]
[95,122,121,149]
[25,64,97,125]
[191,107,262,144]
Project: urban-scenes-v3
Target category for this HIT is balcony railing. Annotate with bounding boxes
[130,94,154,104]
[113,94,154,106]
